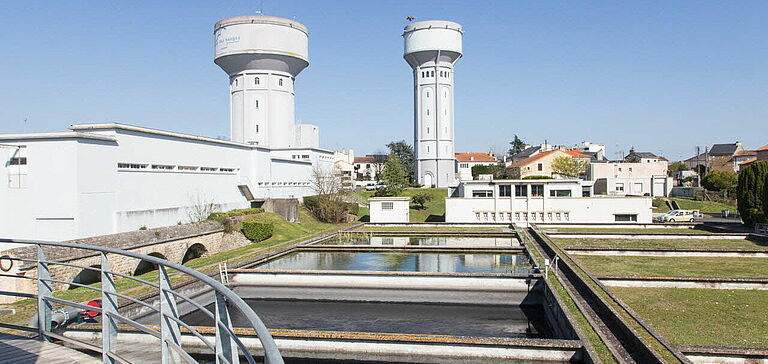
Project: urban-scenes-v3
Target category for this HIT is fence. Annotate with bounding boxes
[0,238,283,364]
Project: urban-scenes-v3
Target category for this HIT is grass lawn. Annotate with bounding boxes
[549,228,716,234]
[611,287,768,348]
[557,238,768,250]
[356,188,448,222]
[575,255,768,278]
[671,198,737,214]
[356,226,508,233]
[0,209,345,329]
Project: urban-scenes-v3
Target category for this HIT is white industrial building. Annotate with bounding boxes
[446,179,652,225]
[0,15,334,241]
[403,21,463,188]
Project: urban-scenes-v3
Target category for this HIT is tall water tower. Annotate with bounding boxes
[214,16,309,147]
[403,20,463,188]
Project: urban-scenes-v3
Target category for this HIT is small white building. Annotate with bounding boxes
[455,152,497,181]
[369,197,410,223]
[446,179,652,225]
[588,161,672,197]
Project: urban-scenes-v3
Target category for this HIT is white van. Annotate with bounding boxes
[657,210,695,223]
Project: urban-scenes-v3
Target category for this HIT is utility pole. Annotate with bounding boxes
[695,146,701,187]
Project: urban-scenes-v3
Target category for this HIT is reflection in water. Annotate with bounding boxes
[323,235,521,247]
[254,251,531,273]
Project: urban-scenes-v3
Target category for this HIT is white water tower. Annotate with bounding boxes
[403,20,463,188]
[214,16,309,147]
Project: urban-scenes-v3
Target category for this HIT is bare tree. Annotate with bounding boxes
[306,166,351,223]
[186,192,218,223]
[310,166,343,196]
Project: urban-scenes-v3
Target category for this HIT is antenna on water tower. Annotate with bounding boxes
[406,16,416,22]
[256,0,264,15]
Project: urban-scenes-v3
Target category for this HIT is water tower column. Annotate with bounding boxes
[403,21,463,188]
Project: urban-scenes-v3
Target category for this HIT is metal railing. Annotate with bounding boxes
[0,238,284,364]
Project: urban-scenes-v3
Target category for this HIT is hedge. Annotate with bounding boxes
[241,220,274,242]
[522,175,553,180]
[208,208,264,220]
[737,161,768,227]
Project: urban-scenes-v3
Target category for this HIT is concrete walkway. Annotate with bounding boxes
[0,332,99,364]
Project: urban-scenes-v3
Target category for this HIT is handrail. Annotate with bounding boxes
[0,238,284,364]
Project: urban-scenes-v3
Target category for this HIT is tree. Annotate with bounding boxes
[376,153,408,196]
[305,166,350,223]
[386,140,415,182]
[507,135,526,156]
[668,161,688,173]
[186,192,218,223]
[551,156,588,178]
[702,170,737,195]
[472,163,513,179]
[737,161,768,227]
[411,192,433,209]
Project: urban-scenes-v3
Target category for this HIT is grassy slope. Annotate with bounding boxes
[671,198,736,213]
[0,209,344,328]
[356,226,507,232]
[575,255,768,278]
[557,238,768,250]
[356,188,448,222]
[611,287,768,348]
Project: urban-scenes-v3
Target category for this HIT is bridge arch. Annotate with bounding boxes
[134,252,167,276]
[182,243,208,264]
[69,264,101,290]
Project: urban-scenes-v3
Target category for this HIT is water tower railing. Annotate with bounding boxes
[0,238,284,364]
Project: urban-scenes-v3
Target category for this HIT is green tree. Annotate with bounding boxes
[551,156,588,178]
[702,170,738,195]
[410,192,433,209]
[507,135,526,156]
[376,152,408,196]
[737,161,768,226]
[668,161,688,172]
[386,140,415,182]
[471,163,512,179]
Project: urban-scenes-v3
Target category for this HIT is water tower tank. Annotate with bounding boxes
[403,21,463,188]
[214,16,309,147]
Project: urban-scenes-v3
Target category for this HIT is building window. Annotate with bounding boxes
[564,212,570,221]
[178,166,198,171]
[499,185,511,197]
[547,212,553,220]
[515,212,520,221]
[117,163,147,169]
[616,183,625,192]
[531,184,544,197]
[629,167,633,172]
[556,212,562,221]
[255,77,260,85]
[279,79,283,86]
[615,214,638,222]
[472,190,493,198]
[550,189,572,197]
[483,212,489,221]
[475,212,481,221]
[431,71,434,77]
[537,163,543,171]
[515,185,527,197]
[255,125,259,133]
[460,163,469,168]
[9,157,27,165]
[382,202,393,210]
[523,212,528,220]
[582,187,591,197]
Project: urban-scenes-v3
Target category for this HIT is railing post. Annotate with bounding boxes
[101,252,118,364]
[159,266,181,364]
[214,292,238,364]
[36,244,52,341]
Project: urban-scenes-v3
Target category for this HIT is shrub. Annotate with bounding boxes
[304,194,351,223]
[737,161,768,227]
[522,175,553,180]
[702,170,737,195]
[411,192,433,209]
[208,208,264,220]
[241,220,274,242]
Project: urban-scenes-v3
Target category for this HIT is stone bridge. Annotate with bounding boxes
[0,220,251,303]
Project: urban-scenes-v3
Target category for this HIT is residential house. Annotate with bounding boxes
[739,145,768,169]
[588,160,672,197]
[353,154,387,180]
[624,149,666,164]
[573,141,607,161]
[683,142,744,173]
[455,152,498,180]
[333,149,355,187]
[506,150,591,179]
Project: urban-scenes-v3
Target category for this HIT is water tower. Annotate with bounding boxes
[214,16,309,147]
[403,20,463,188]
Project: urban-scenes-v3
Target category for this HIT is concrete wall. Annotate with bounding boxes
[370,198,410,223]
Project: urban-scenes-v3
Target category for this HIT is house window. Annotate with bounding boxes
[255,77,260,85]
[382,202,393,210]
[472,190,493,198]
[537,163,543,171]
[515,185,527,197]
[499,185,511,197]
[615,214,638,222]
[531,185,544,197]
[550,189,572,197]
[616,183,625,192]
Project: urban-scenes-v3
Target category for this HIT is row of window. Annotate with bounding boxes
[256,181,310,186]
[9,157,27,165]
[232,76,287,88]
[291,154,311,160]
[474,211,571,222]
[420,70,451,78]
[117,163,238,174]
[472,185,573,198]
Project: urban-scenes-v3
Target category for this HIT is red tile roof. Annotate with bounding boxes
[508,150,588,168]
[738,157,757,166]
[757,145,768,152]
[735,150,757,156]
[563,150,592,158]
[455,152,497,162]
[353,156,376,163]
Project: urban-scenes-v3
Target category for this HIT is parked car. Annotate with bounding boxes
[365,182,384,191]
[657,210,695,222]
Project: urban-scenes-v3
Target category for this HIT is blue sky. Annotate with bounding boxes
[1,1,766,161]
